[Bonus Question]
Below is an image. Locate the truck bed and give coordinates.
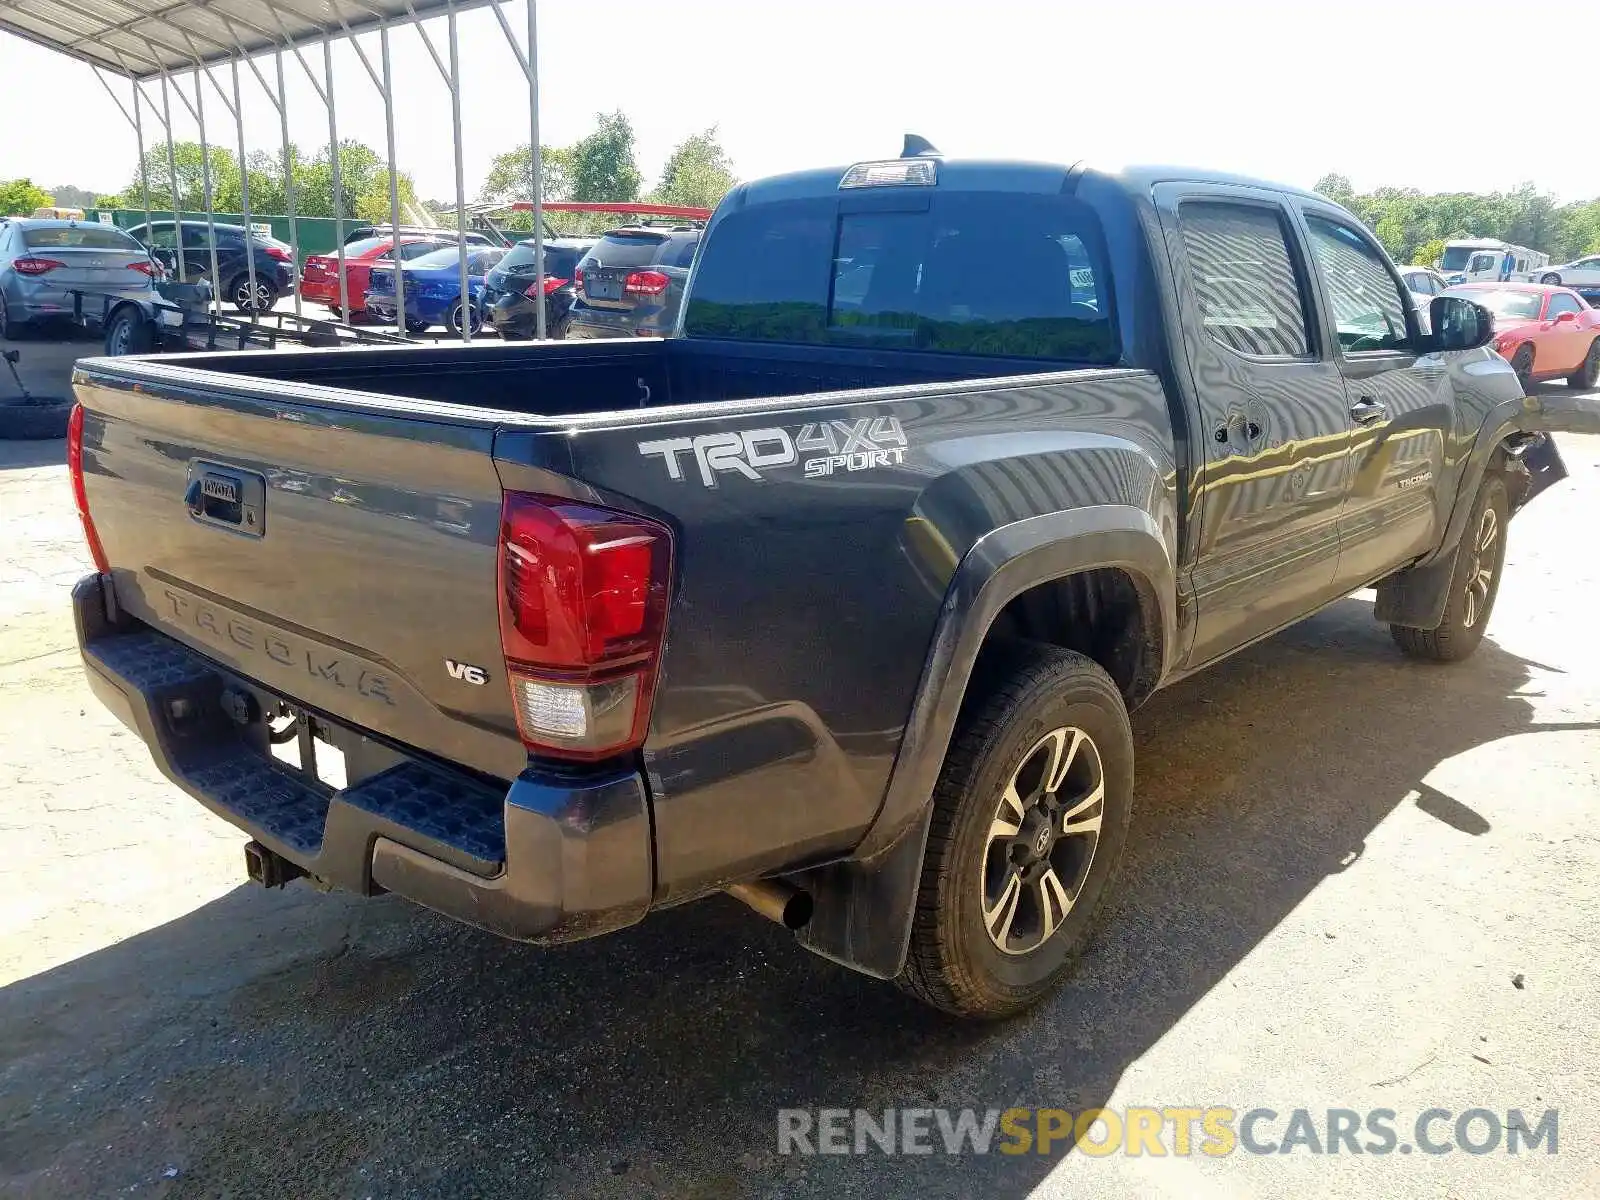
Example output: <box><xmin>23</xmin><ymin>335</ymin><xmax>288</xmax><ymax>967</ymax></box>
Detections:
<box><xmin>147</xmin><ymin>336</ymin><xmax>1071</xmax><ymax>417</ymax></box>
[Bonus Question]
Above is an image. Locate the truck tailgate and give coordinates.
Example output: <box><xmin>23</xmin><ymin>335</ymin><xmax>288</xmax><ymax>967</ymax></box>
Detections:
<box><xmin>72</xmin><ymin>358</ymin><xmax>528</xmax><ymax>782</ymax></box>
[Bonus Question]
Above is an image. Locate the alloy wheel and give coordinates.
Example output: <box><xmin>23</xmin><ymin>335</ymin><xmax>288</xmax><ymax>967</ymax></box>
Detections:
<box><xmin>1463</xmin><ymin>506</ymin><xmax>1498</xmax><ymax>628</ymax></box>
<box><xmin>981</xmin><ymin>726</ymin><xmax>1105</xmax><ymax>956</ymax></box>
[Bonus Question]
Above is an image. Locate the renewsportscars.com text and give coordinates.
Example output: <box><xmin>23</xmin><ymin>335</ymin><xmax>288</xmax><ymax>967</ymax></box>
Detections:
<box><xmin>776</xmin><ymin>1106</ymin><xmax>1558</xmax><ymax>1157</ymax></box>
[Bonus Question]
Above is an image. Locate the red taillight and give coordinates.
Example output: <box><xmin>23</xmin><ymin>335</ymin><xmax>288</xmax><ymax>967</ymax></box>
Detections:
<box><xmin>128</xmin><ymin>259</ymin><xmax>158</xmax><ymax>277</ymax></box>
<box><xmin>264</xmin><ymin>245</ymin><xmax>293</xmax><ymax>262</ymax></box>
<box><xmin>523</xmin><ymin>277</ymin><xmax>569</xmax><ymax>299</ymax></box>
<box><xmin>13</xmin><ymin>256</ymin><xmax>65</xmax><ymax>276</ymax></box>
<box><xmin>66</xmin><ymin>404</ymin><xmax>109</xmax><ymax>574</ymax></box>
<box><xmin>624</xmin><ymin>270</ymin><xmax>670</xmax><ymax>297</ymax></box>
<box><xmin>497</xmin><ymin>493</ymin><xmax>672</xmax><ymax>761</ymax></box>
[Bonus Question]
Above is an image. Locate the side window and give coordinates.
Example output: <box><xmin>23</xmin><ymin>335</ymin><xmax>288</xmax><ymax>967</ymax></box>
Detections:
<box><xmin>1176</xmin><ymin>202</ymin><xmax>1311</xmax><ymax>358</ymax></box>
<box><xmin>145</xmin><ymin>226</ymin><xmax>178</xmax><ymax>249</ymax></box>
<box><xmin>181</xmin><ymin>225</ymin><xmax>208</xmax><ymax>248</ymax></box>
<box><xmin>399</xmin><ymin>241</ymin><xmax>441</xmax><ymax>260</ymax></box>
<box><xmin>1304</xmin><ymin>215</ymin><xmax>1410</xmax><ymax>353</ymax></box>
<box><xmin>1547</xmin><ymin>294</ymin><xmax>1582</xmax><ymax>318</ymax></box>
<box><xmin>671</xmin><ymin>237</ymin><xmax>701</xmax><ymax>268</ymax></box>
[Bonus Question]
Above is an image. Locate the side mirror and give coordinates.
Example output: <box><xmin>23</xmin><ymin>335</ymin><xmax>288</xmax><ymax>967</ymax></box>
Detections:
<box><xmin>1554</xmin><ymin>310</ymin><xmax>1577</xmax><ymax>325</ymax></box>
<box><xmin>1417</xmin><ymin>296</ymin><xmax>1495</xmax><ymax>354</ymax></box>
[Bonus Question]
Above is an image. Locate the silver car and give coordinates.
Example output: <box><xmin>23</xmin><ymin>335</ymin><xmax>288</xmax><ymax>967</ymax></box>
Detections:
<box><xmin>1398</xmin><ymin>265</ymin><xmax>1450</xmax><ymax>333</ymax></box>
<box><xmin>1</xmin><ymin>218</ymin><xmax>158</xmax><ymax>338</ymax></box>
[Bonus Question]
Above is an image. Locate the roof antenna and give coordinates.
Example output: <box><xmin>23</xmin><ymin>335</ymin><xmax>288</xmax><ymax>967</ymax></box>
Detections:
<box><xmin>901</xmin><ymin>133</ymin><xmax>942</xmax><ymax>158</ymax></box>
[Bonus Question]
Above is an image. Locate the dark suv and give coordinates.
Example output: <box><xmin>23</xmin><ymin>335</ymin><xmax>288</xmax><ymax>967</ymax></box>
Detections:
<box><xmin>565</xmin><ymin>226</ymin><xmax>701</xmax><ymax>339</ymax></box>
<box><xmin>126</xmin><ymin>220</ymin><xmax>296</xmax><ymax>313</ymax></box>
<box><xmin>482</xmin><ymin>237</ymin><xmax>596</xmax><ymax>340</ymax></box>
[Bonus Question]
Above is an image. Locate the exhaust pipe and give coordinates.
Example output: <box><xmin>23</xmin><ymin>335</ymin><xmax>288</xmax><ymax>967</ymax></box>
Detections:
<box><xmin>726</xmin><ymin>880</ymin><xmax>814</xmax><ymax>930</ymax></box>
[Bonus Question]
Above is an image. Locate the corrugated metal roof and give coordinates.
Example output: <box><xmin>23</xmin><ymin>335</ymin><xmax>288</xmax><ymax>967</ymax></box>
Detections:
<box><xmin>0</xmin><ymin>0</ymin><xmax>492</xmax><ymax>79</ymax></box>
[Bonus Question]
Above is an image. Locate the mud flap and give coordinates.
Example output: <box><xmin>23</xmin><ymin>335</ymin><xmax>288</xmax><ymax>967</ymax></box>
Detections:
<box><xmin>793</xmin><ymin>807</ymin><xmax>934</xmax><ymax>981</ymax></box>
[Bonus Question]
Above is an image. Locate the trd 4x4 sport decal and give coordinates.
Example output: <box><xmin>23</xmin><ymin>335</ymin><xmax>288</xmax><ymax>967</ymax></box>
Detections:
<box><xmin>638</xmin><ymin>417</ymin><xmax>908</xmax><ymax>487</ymax></box>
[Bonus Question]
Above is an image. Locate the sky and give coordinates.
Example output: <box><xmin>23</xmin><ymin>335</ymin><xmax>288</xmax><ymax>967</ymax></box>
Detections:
<box><xmin>1</xmin><ymin>0</ymin><xmax>1594</xmax><ymax>208</ymax></box>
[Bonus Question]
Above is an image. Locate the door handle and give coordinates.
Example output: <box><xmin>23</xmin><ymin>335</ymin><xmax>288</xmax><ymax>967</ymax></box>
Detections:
<box><xmin>1350</xmin><ymin>397</ymin><xmax>1387</xmax><ymax>425</ymax></box>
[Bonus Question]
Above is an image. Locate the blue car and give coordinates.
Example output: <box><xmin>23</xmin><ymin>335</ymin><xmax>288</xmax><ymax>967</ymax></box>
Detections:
<box><xmin>365</xmin><ymin>245</ymin><xmax>507</xmax><ymax>335</ymax></box>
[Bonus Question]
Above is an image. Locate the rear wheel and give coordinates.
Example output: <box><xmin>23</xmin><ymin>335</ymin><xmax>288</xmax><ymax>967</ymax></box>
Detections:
<box><xmin>228</xmin><ymin>274</ymin><xmax>279</xmax><ymax>314</ymax></box>
<box><xmin>447</xmin><ymin>298</ymin><xmax>483</xmax><ymax>338</ymax></box>
<box><xmin>103</xmin><ymin>306</ymin><xmax>155</xmax><ymax>356</ymax></box>
<box><xmin>1509</xmin><ymin>344</ymin><xmax>1534</xmax><ymax>390</ymax></box>
<box><xmin>897</xmin><ymin>644</ymin><xmax>1134</xmax><ymax>1019</ymax></box>
<box><xmin>1390</xmin><ymin>475</ymin><xmax>1508</xmax><ymax>663</ymax></box>
<box><xmin>1567</xmin><ymin>338</ymin><xmax>1599</xmax><ymax>389</ymax></box>
<box><xmin>1</xmin><ymin>297</ymin><xmax>27</xmax><ymax>340</ymax></box>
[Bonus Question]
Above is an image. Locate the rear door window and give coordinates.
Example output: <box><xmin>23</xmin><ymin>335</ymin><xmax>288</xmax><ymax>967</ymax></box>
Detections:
<box><xmin>684</xmin><ymin>192</ymin><xmax>1117</xmax><ymax>361</ymax></box>
<box><xmin>1174</xmin><ymin>202</ymin><xmax>1312</xmax><ymax>358</ymax></box>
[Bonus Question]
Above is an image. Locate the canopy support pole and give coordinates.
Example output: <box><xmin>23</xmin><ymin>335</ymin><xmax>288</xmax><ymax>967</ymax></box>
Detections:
<box><xmin>322</xmin><ymin>39</ymin><xmax>350</xmax><ymax>324</ymax></box>
<box><xmin>489</xmin><ymin>0</ymin><xmax>544</xmax><ymax>337</ymax></box>
<box><xmin>167</xmin><ymin>67</ymin><xmax>221</xmax><ymax>313</ymax></box>
<box><xmin>156</xmin><ymin>70</ymin><xmax>184</xmax><ymax>281</ymax></box>
<box><xmin>405</xmin><ymin>0</ymin><xmax>470</xmax><ymax>343</ymax></box>
<box><xmin>89</xmin><ymin>68</ymin><xmax>154</xmax><ymax>241</ymax></box>
<box><xmin>335</xmin><ymin>14</ymin><xmax>407</xmax><ymax>338</ymax></box>
<box><xmin>379</xmin><ymin>25</ymin><xmax>406</xmax><ymax>337</ymax></box>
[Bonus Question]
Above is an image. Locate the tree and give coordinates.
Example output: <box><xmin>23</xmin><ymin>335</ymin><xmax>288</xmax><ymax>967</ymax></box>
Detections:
<box><xmin>478</xmin><ymin>143</ymin><xmax>573</xmax><ymax>206</ymax></box>
<box><xmin>47</xmin><ymin>184</ymin><xmax>96</xmax><ymax>208</ymax></box>
<box><xmin>568</xmin><ymin>111</ymin><xmax>641</xmax><ymax>203</ymax></box>
<box><xmin>1311</xmin><ymin>171</ymin><xmax>1600</xmax><ymax>265</ymax></box>
<box><xmin>0</xmin><ymin>179</ymin><xmax>53</xmax><ymax>216</ymax></box>
<box><xmin>1412</xmin><ymin>238</ymin><xmax>1447</xmax><ymax>270</ymax></box>
<box><xmin>1313</xmin><ymin>173</ymin><xmax>1355</xmax><ymax>210</ymax></box>
<box><xmin>99</xmin><ymin>143</ymin><xmax>238</xmax><ymax>213</ymax></box>
<box><xmin>650</xmin><ymin>127</ymin><xmax>737</xmax><ymax>211</ymax></box>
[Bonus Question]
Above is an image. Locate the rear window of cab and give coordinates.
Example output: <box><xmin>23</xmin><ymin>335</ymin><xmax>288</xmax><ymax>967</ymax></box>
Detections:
<box><xmin>683</xmin><ymin>192</ymin><xmax>1118</xmax><ymax>362</ymax></box>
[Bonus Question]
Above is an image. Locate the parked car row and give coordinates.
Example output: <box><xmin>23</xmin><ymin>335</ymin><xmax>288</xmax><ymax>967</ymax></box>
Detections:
<box><xmin>338</xmin><ymin>223</ymin><xmax>705</xmax><ymax>340</ymax></box>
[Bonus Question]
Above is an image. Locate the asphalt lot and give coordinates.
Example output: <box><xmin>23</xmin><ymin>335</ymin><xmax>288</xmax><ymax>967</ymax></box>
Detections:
<box><xmin>1</xmin><ymin>337</ymin><xmax>1597</xmax><ymax>1197</ymax></box>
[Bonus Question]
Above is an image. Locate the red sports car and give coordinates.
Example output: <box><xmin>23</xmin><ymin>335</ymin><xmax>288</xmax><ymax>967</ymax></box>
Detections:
<box><xmin>1444</xmin><ymin>282</ymin><xmax>1600</xmax><ymax>390</ymax></box>
<box><xmin>298</xmin><ymin>235</ymin><xmax>448</xmax><ymax>318</ymax></box>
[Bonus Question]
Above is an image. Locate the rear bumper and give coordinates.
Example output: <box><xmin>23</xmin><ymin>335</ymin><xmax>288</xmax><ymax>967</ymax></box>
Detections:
<box><xmin>297</xmin><ymin>278</ymin><xmax>350</xmax><ymax>307</ymax></box>
<box><xmin>73</xmin><ymin>573</ymin><xmax>653</xmax><ymax>943</ymax></box>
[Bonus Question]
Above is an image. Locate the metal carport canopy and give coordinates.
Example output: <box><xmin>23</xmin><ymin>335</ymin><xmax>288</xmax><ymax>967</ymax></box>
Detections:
<box><xmin>2</xmin><ymin>0</ymin><xmax>557</xmax><ymax>342</ymax></box>
<box><xmin>0</xmin><ymin>0</ymin><xmax>498</xmax><ymax>78</ymax></box>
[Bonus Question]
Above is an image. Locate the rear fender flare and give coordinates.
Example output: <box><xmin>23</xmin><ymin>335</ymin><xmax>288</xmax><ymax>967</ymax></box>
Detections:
<box><xmin>1420</xmin><ymin>389</ymin><xmax>1596</xmax><ymax>570</ymax></box>
<box><xmin>793</xmin><ymin>505</ymin><xmax>1177</xmax><ymax>980</ymax></box>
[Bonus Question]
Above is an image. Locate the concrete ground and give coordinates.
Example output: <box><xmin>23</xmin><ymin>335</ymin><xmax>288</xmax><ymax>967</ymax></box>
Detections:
<box><xmin>1</xmin><ymin>344</ymin><xmax>1597</xmax><ymax>1197</ymax></box>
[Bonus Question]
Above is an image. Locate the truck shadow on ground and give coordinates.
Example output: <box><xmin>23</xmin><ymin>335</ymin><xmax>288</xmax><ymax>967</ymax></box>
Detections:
<box><xmin>2</xmin><ymin>596</ymin><xmax>1592</xmax><ymax>1199</ymax></box>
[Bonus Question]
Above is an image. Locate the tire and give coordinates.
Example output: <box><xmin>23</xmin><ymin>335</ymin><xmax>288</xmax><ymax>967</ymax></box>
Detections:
<box><xmin>404</xmin><ymin>319</ymin><xmax>430</xmax><ymax>335</ymax></box>
<box><xmin>1</xmin><ymin>297</ymin><xmax>27</xmax><ymax>341</ymax></box>
<box><xmin>897</xmin><ymin>644</ymin><xmax>1134</xmax><ymax>1019</ymax></box>
<box><xmin>1509</xmin><ymin>343</ymin><xmax>1534</xmax><ymax>390</ymax></box>
<box><xmin>0</xmin><ymin>398</ymin><xmax>74</xmax><ymax>440</ymax></box>
<box><xmin>1566</xmin><ymin>338</ymin><xmax>1599</xmax><ymax>389</ymax></box>
<box><xmin>447</xmin><ymin>299</ymin><xmax>483</xmax><ymax>338</ymax></box>
<box><xmin>1390</xmin><ymin>475</ymin><xmax>1509</xmax><ymax>663</ymax></box>
<box><xmin>1539</xmin><ymin>272</ymin><xmax>1562</xmax><ymax>286</ymax></box>
<box><xmin>227</xmin><ymin>274</ymin><xmax>279</xmax><ymax>314</ymax></box>
<box><xmin>103</xmin><ymin>306</ymin><xmax>155</xmax><ymax>356</ymax></box>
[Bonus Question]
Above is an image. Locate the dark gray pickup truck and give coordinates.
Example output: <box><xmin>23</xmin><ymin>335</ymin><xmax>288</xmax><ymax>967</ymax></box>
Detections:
<box><xmin>68</xmin><ymin>142</ymin><xmax>1600</xmax><ymax>1018</ymax></box>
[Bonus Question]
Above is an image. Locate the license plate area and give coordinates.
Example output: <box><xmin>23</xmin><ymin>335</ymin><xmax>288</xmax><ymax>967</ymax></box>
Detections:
<box><xmin>586</xmin><ymin>278</ymin><xmax>623</xmax><ymax>302</ymax></box>
<box><xmin>267</xmin><ymin>706</ymin><xmax>348</xmax><ymax>790</ymax></box>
